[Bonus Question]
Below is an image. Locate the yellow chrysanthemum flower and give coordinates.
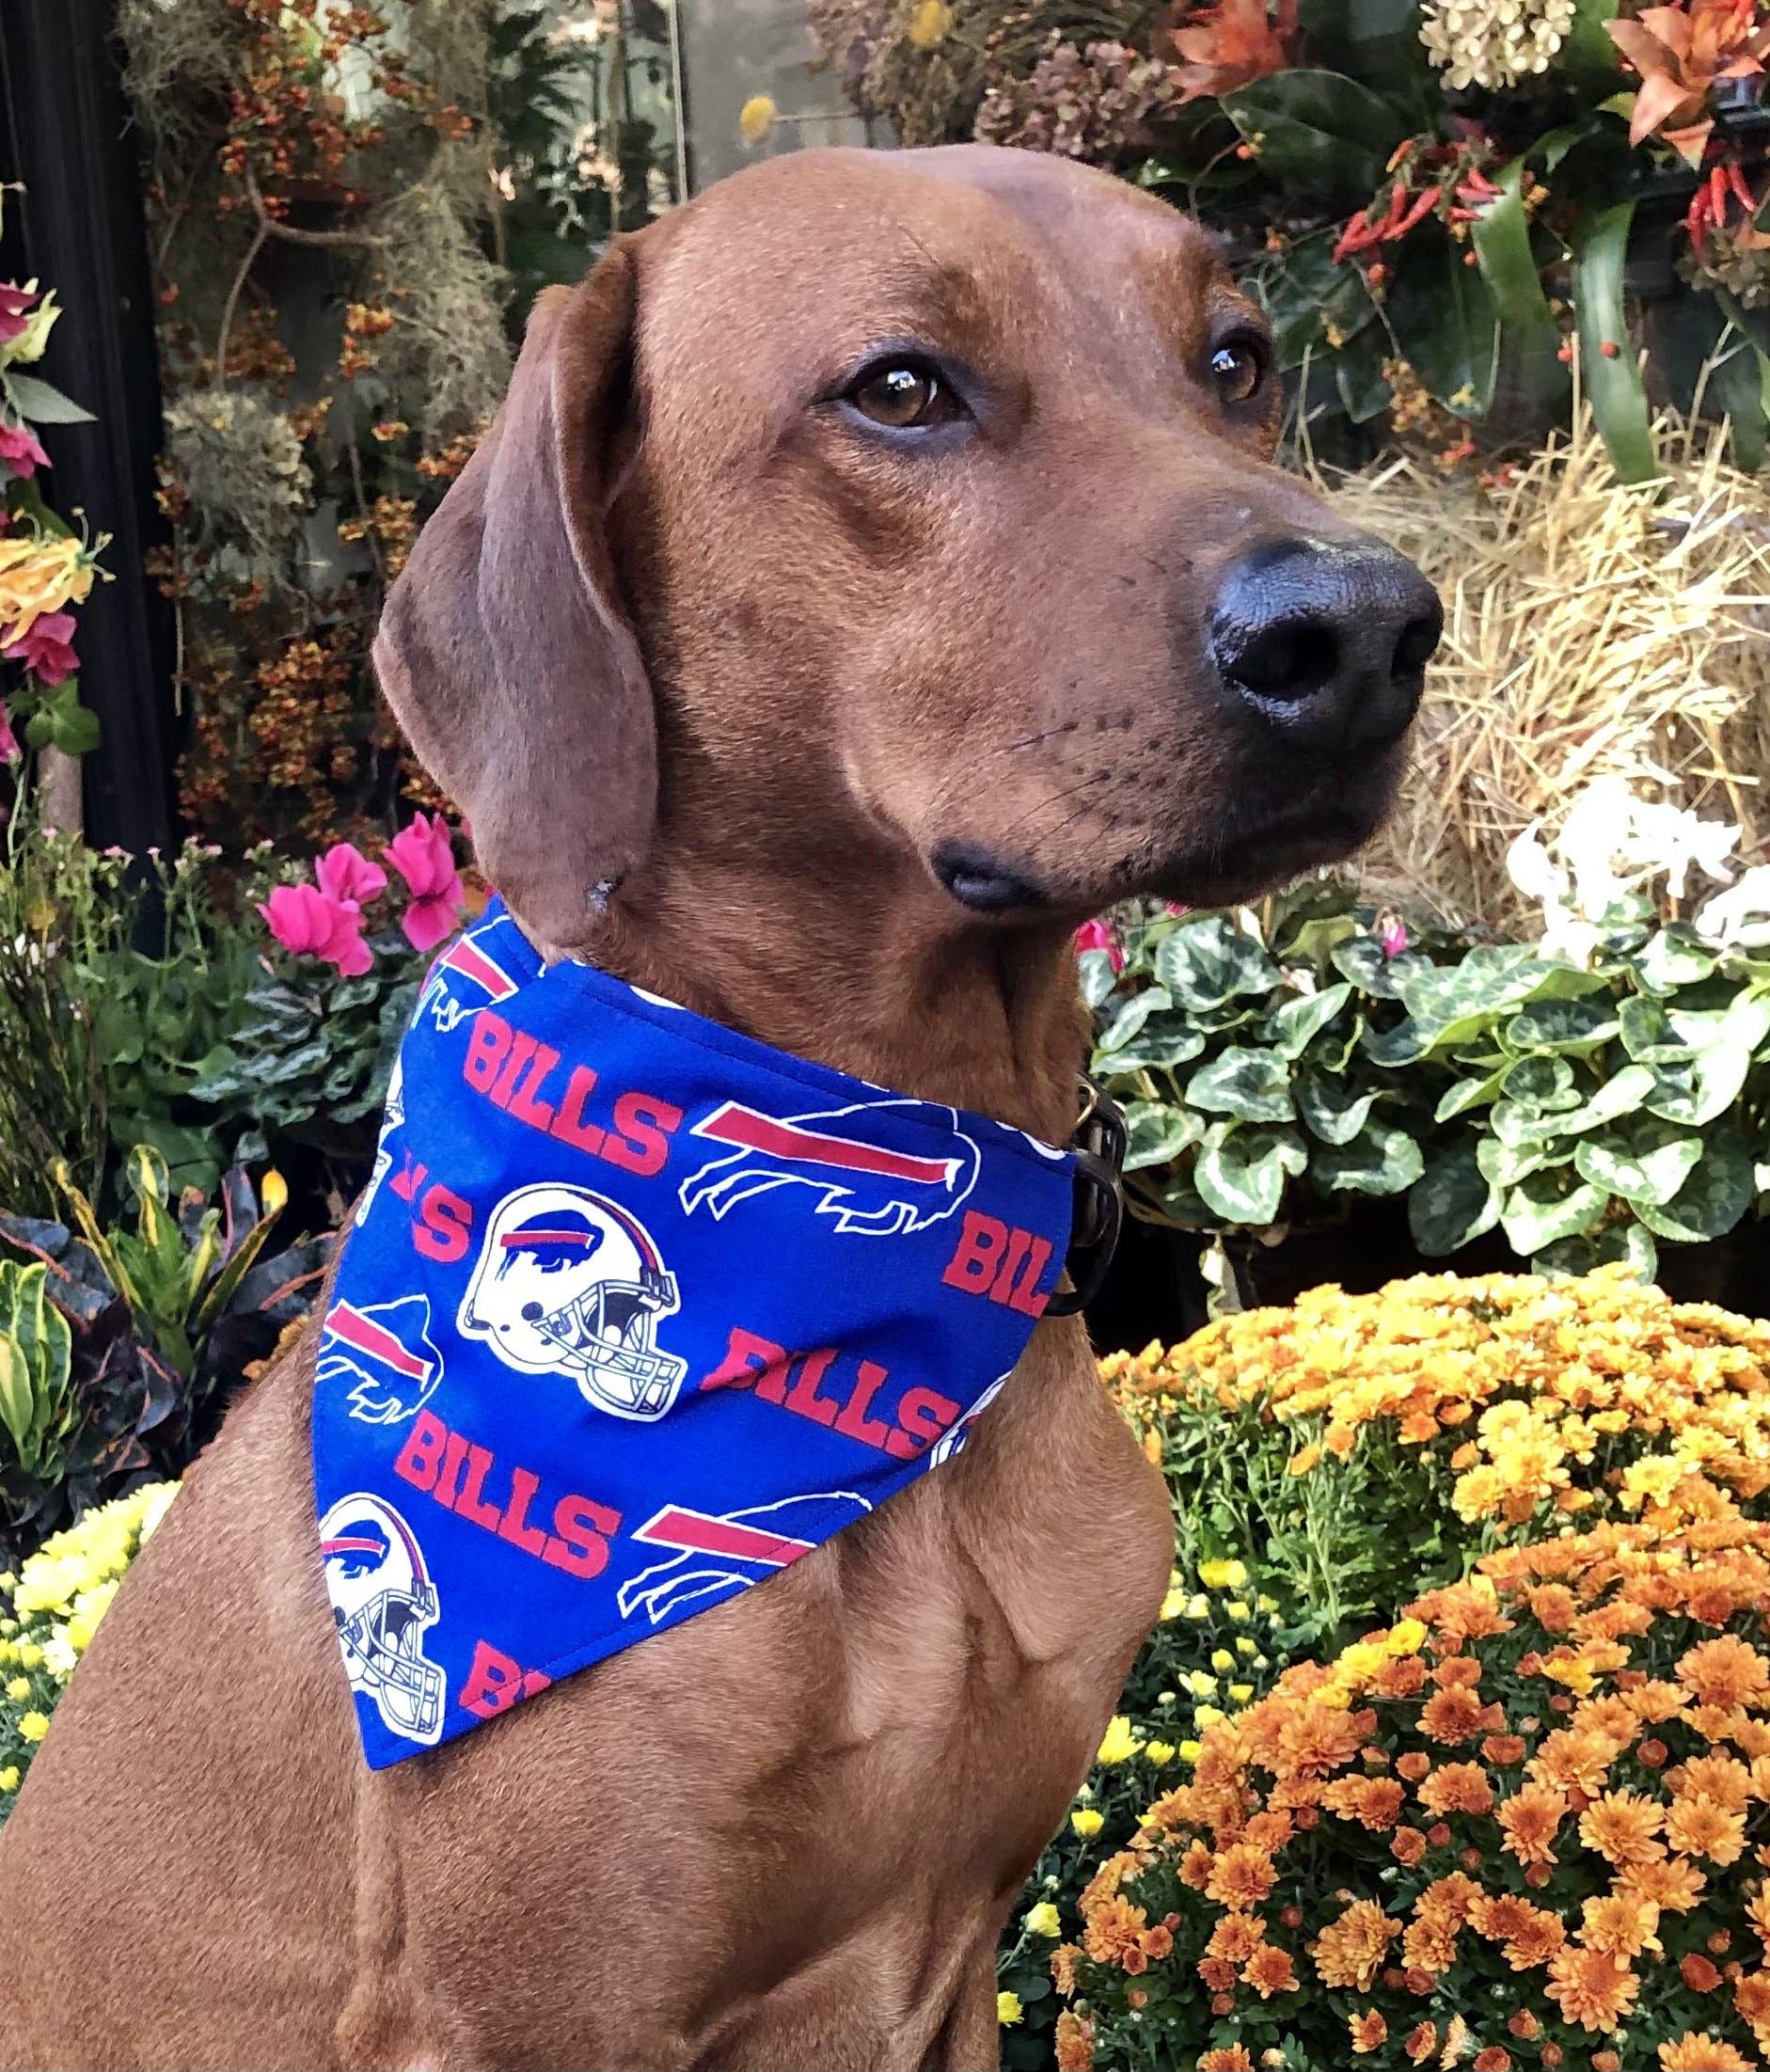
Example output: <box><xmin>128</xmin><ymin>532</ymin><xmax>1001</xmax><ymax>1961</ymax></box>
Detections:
<box><xmin>4</xmin><ymin>1676</ymin><xmax>29</xmax><ymax>1701</ymax></box>
<box><xmin>737</xmin><ymin>95</ymin><xmax>776</xmax><ymax>148</ymax></box>
<box><xmin>1096</xmin><ymin>1715</ymin><xmax>1143</xmax><ymax>1765</ymax></box>
<box><xmin>1069</xmin><ymin>1808</ymin><xmax>1104</xmax><ymax>1839</ymax></box>
<box><xmin>1023</xmin><ymin>1902</ymin><xmax>1062</xmax><ymax>1937</ymax></box>
<box><xmin>996</xmin><ymin>1991</ymin><xmax>1023</xmax><ymax>2027</ymax></box>
<box><xmin>17</xmin><ymin>1711</ymin><xmax>49</xmax><ymax>1743</ymax></box>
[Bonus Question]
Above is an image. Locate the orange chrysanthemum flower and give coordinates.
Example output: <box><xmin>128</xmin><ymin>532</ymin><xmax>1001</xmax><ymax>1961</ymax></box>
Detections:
<box><xmin>1498</xmin><ymin>1783</ymin><xmax>1568</xmax><ymax>1867</ymax></box>
<box><xmin>1578</xmin><ymin>1788</ymin><xmax>1667</xmax><ymax>1868</ymax></box>
<box><xmin>1420</xmin><ymin>1684</ymin><xmax>1488</xmax><ymax>1744</ymax></box>
<box><xmin>1241</xmin><ymin>1942</ymin><xmax>1298</xmax><ymax>1999</ymax></box>
<box><xmin>1310</xmin><ymin>1899</ymin><xmax>1400</xmax><ymax>1992</ymax></box>
<box><xmin>1205</xmin><ymin>1842</ymin><xmax>1278</xmax><ymax>1910</ymax></box>
<box><xmin>1679</xmin><ymin>1634</ymin><xmax>1770</xmax><ymax>1711</ymax></box>
<box><xmin>1417</xmin><ymin>1762</ymin><xmax>1494</xmax><ymax>1817</ymax></box>
<box><xmin>1658</xmin><ymin>2035</ymin><xmax>1753</xmax><ymax>2070</ymax></box>
<box><xmin>1471</xmin><ymin>2051</ymin><xmax>1512</xmax><ymax>2072</ymax></box>
<box><xmin>1349</xmin><ymin>2009</ymin><xmax>1387</xmax><ymax>2054</ymax></box>
<box><xmin>1681</xmin><ymin>1952</ymin><xmax>1724</xmax><ymax>1992</ymax></box>
<box><xmin>1545</xmin><ymin>1945</ymin><xmax>1640</xmax><ymax>2032</ymax></box>
<box><xmin>1196</xmin><ymin>2050</ymin><xmax>1252</xmax><ymax>2072</ymax></box>
<box><xmin>1620</xmin><ymin>1854</ymin><xmax>1707</xmax><ymax>1914</ymax></box>
<box><xmin>1673</xmin><ymin>1753</ymin><xmax>1755</xmax><ymax>1811</ymax></box>
<box><xmin>1205</xmin><ymin>1912</ymin><xmax>1267</xmax><ymax>1965</ymax></box>
<box><xmin>1052</xmin><ymin>2011</ymin><xmax>1093</xmax><ymax>2072</ymax></box>
<box><xmin>1403</xmin><ymin>2021</ymin><xmax>1437</xmax><ymax>2064</ymax></box>
<box><xmin>1667</xmin><ymin>1793</ymin><xmax>1748</xmax><ymax>1867</ymax></box>
<box><xmin>1579</xmin><ymin>1890</ymin><xmax>1660</xmax><ymax>1960</ymax></box>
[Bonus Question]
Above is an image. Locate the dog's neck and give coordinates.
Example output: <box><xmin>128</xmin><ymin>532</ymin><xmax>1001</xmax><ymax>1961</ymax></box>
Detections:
<box><xmin>565</xmin><ymin>848</ymin><xmax>1089</xmax><ymax>1148</ymax></box>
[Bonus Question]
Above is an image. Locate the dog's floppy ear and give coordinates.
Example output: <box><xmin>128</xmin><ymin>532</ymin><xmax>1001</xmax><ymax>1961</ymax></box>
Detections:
<box><xmin>373</xmin><ymin>243</ymin><xmax>654</xmax><ymax>955</ymax></box>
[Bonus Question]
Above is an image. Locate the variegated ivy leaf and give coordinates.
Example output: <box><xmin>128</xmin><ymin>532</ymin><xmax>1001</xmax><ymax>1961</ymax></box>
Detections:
<box><xmin>1503</xmin><ymin>1054</ymin><xmax>1579</xmax><ymax>1110</ymax></box>
<box><xmin>1618</xmin><ymin>993</ymin><xmax>1683</xmax><ymax>1064</ymax></box>
<box><xmin>1296</xmin><ymin>1067</ymin><xmax>1380</xmax><ymax>1147</ymax></box>
<box><xmin>1632</xmin><ymin>927</ymin><xmax>1718</xmax><ymax>996</ymax></box>
<box><xmin>1078</xmin><ymin>948</ymin><xmax>1121</xmax><ymax>1011</ymax></box>
<box><xmin>1153</xmin><ymin>916</ymin><xmax>1280</xmax><ymax>1011</ymax></box>
<box><xmin>1636</xmin><ymin>1128</ymin><xmax>1754</xmax><ymax>1242</ymax></box>
<box><xmin>1572</xmin><ymin>1119</ymin><xmax>1703</xmax><ymax>1208</ymax></box>
<box><xmin>1185</xmin><ymin>1046</ymin><xmax>1296</xmax><ymax>1124</ymax></box>
<box><xmin>1538</xmin><ymin>1065</ymin><xmax>1657</xmax><ymax>1138</ymax></box>
<box><xmin>1093</xmin><ymin>985</ymin><xmax>1172</xmax><ymax>1055</ymax></box>
<box><xmin>1534</xmin><ymin>1220</ymin><xmax>1658</xmax><ymax>1284</ymax></box>
<box><xmin>1505</xmin><ymin>993</ymin><xmax>1622</xmax><ymax>1054</ymax></box>
<box><xmin>1193</xmin><ymin>1122</ymin><xmax>1307</xmax><ymax>1226</ymax></box>
<box><xmin>1096</xmin><ymin>1021</ymin><xmax>1209</xmax><ymax>1074</ymax></box>
<box><xmin>1121</xmin><ymin>1100</ymin><xmax>1205</xmax><ymax>1172</ymax></box>
<box><xmin>1261</xmin><ymin>980</ymin><xmax>1353</xmax><ymax>1061</ymax></box>
<box><xmin>1500</xmin><ymin>1169</ymin><xmax>1609</xmax><ymax>1255</ymax></box>
<box><xmin>1314</xmin><ymin>1120</ymin><xmax>1424</xmax><ymax>1196</ymax></box>
<box><xmin>1435</xmin><ymin>1065</ymin><xmax>1510</xmax><ymax>1123</ymax></box>
<box><xmin>1409</xmin><ymin>1145</ymin><xmax>1500</xmax><ymax>1255</ymax></box>
<box><xmin>1478</xmin><ymin>1133</ymin><xmax>1572</xmax><ymax>1189</ymax></box>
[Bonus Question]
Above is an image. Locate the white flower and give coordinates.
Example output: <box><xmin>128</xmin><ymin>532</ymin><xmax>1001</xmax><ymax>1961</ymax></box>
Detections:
<box><xmin>1695</xmin><ymin>864</ymin><xmax>1770</xmax><ymax>950</ymax></box>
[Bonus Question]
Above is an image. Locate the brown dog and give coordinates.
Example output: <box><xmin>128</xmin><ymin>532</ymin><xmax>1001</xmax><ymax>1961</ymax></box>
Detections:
<box><xmin>0</xmin><ymin>144</ymin><xmax>1436</xmax><ymax>2071</ymax></box>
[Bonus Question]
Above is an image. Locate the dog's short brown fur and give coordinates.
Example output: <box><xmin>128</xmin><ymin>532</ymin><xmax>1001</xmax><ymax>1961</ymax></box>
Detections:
<box><xmin>0</xmin><ymin>145</ymin><xmax>1426</xmax><ymax>2071</ymax></box>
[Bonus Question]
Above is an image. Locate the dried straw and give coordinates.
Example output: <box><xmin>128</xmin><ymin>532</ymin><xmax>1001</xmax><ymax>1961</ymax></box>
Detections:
<box><xmin>1319</xmin><ymin>403</ymin><xmax>1770</xmax><ymax>931</ymax></box>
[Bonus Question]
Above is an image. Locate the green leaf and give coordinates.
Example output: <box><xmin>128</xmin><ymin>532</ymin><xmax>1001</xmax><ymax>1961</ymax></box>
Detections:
<box><xmin>1385</xmin><ymin>224</ymin><xmax>1499</xmax><ymax>417</ymax></box>
<box><xmin>1535</xmin><ymin>1218</ymin><xmax>1658</xmax><ymax>1284</ymax></box>
<box><xmin>1186</xmin><ymin>1047</ymin><xmax>1296</xmax><ymax>1123</ymax></box>
<box><xmin>1409</xmin><ymin>1145</ymin><xmax>1501</xmax><ymax>1255</ymax></box>
<box><xmin>1263</xmin><ymin>982</ymin><xmax>1352</xmax><ymax>1061</ymax></box>
<box><xmin>1435</xmin><ymin>1065</ymin><xmax>1509</xmax><ymax>1122</ymax></box>
<box><xmin>1296</xmin><ymin>1066</ymin><xmax>1380</xmax><ymax>1146</ymax></box>
<box><xmin>1097</xmin><ymin>1020</ymin><xmax>1209</xmax><ymax>1073</ymax></box>
<box><xmin>1634</xmin><ymin>928</ymin><xmax>1717</xmax><ymax>994</ymax></box>
<box><xmin>1571</xmin><ymin>202</ymin><xmax>1656</xmax><ymax>484</ymax></box>
<box><xmin>1314</xmin><ymin>1119</ymin><xmax>1424</xmax><ymax>1196</ymax></box>
<box><xmin>1500</xmin><ymin>1168</ymin><xmax>1610</xmax><ymax>1254</ymax></box>
<box><xmin>1330</xmin><ymin>936</ymin><xmax>1431</xmax><ymax>1000</ymax></box>
<box><xmin>1078</xmin><ymin>949</ymin><xmax>1120</xmax><ymax>1010</ymax></box>
<box><xmin>3</xmin><ymin>371</ymin><xmax>97</xmax><ymax>424</ymax></box>
<box><xmin>1121</xmin><ymin>1101</ymin><xmax>1204</xmax><ymax>1173</ymax></box>
<box><xmin>1472</xmin><ymin>161</ymin><xmax>1563</xmax><ymax>381</ymax></box>
<box><xmin>1095</xmin><ymin>986</ymin><xmax>1172</xmax><ymax>1054</ymax></box>
<box><xmin>1507</xmin><ymin>994</ymin><xmax>1622</xmax><ymax>1053</ymax></box>
<box><xmin>1540</xmin><ymin>1063</ymin><xmax>1658</xmax><ymax>1137</ymax></box>
<box><xmin>1478</xmin><ymin>1133</ymin><xmax>1571</xmax><ymax>1188</ymax></box>
<box><xmin>1504</xmin><ymin>1054</ymin><xmax>1579</xmax><ymax>1110</ymax></box>
<box><xmin>1155</xmin><ymin>919</ymin><xmax>1280</xmax><ymax>1012</ymax></box>
<box><xmin>1221</xmin><ymin>70</ymin><xmax>1405</xmax><ymax>204</ymax></box>
<box><xmin>1573</xmin><ymin>1119</ymin><xmax>1703</xmax><ymax>1207</ymax></box>
<box><xmin>1193</xmin><ymin>1124</ymin><xmax>1307</xmax><ymax>1227</ymax></box>
<box><xmin>1683</xmin><ymin>989</ymin><xmax>1770</xmax><ymax>1127</ymax></box>
<box><xmin>1619</xmin><ymin>992</ymin><xmax>1683</xmax><ymax>1063</ymax></box>
<box><xmin>1636</xmin><ymin>1128</ymin><xmax>1754</xmax><ymax>1242</ymax></box>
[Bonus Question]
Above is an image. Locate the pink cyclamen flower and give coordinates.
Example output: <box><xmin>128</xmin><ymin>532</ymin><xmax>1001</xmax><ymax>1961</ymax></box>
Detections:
<box><xmin>260</xmin><ymin>882</ymin><xmax>372</xmax><ymax>977</ymax></box>
<box><xmin>0</xmin><ymin>704</ymin><xmax>18</xmax><ymax>763</ymax></box>
<box><xmin>315</xmin><ymin>839</ymin><xmax>387</xmax><ymax>909</ymax></box>
<box><xmin>0</xmin><ymin>285</ymin><xmax>39</xmax><ymax>346</ymax></box>
<box><xmin>3</xmin><ymin>609</ymin><xmax>77</xmax><ymax>685</ymax></box>
<box><xmin>0</xmin><ymin>421</ymin><xmax>49</xmax><ymax>479</ymax></box>
<box><xmin>1379</xmin><ymin>914</ymin><xmax>1410</xmax><ymax>959</ymax></box>
<box><xmin>386</xmin><ymin>812</ymin><xmax>466</xmax><ymax>952</ymax></box>
<box><xmin>1074</xmin><ymin>917</ymin><xmax>1126</xmax><ymax>973</ymax></box>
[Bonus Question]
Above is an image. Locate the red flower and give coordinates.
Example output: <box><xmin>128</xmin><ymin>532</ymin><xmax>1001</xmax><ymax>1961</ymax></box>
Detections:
<box><xmin>315</xmin><ymin>840</ymin><xmax>387</xmax><ymax>909</ymax></box>
<box><xmin>386</xmin><ymin>812</ymin><xmax>466</xmax><ymax>952</ymax></box>
<box><xmin>0</xmin><ymin>420</ymin><xmax>49</xmax><ymax>479</ymax></box>
<box><xmin>3</xmin><ymin>609</ymin><xmax>77</xmax><ymax>686</ymax></box>
<box><xmin>1074</xmin><ymin>917</ymin><xmax>1125</xmax><ymax>973</ymax></box>
<box><xmin>261</xmin><ymin>882</ymin><xmax>372</xmax><ymax>977</ymax></box>
<box><xmin>0</xmin><ymin>284</ymin><xmax>40</xmax><ymax>346</ymax></box>
<box><xmin>0</xmin><ymin>703</ymin><xmax>17</xmax><ymax>764</ymax></box>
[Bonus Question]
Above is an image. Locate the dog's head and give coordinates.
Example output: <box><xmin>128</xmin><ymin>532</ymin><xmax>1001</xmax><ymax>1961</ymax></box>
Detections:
<box><xmin>376</xmin><ymin>145</ymin><xmax>1439</xmax><ymax>954</ymax></box>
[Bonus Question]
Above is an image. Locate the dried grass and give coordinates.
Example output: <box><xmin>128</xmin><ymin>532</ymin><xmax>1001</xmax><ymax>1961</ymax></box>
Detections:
<box><xmin>1319</xmin><ymin>404</ymin><xmax>1770</xmax><ymax>932</ymax></box>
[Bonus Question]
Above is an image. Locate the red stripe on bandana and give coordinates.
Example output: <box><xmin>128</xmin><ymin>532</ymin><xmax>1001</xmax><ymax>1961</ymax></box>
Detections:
<box><xmin>696</xmin><ymin>1103</ymin><xmax>954</xmax><ymax>1186</ymax></box>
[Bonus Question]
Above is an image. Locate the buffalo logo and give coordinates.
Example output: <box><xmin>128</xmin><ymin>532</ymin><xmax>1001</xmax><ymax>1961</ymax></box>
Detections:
<box><xmin>459</xmin><ymin>1182</ymin><xmax>687</xmax><ymax>1422</ymax></box>
<box><xmin>354</xmin><ymin>1054</ymin><xmax>404</xmax><ymax>1230</ymax></box>
<box><xmin>678</xmin><ymin>1099</ymin><xmax>981</xmax><ymax>1236</ymax></box>
<box><xmin>319</xmin><ymin>1493</ymin><xmax>445</xmax><ymax>1746</ymax></box>
<box><xmin>617</xmin><ymin>1493</ymin><xmax>871</xmax><ymax>1623</ymax></box>
<box><xmin>415</xmin><ymin>916</ymin><xmax>523</xmax><ymax>1033</ymax></box>
<box><xmin>318</xmin><ymin>1293</ymin><xmax>443</xmax><ymax>1425</ymax></box>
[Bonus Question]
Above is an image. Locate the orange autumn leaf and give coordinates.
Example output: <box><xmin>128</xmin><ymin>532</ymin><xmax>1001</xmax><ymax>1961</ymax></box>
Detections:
<box><xmin>1607</xmin><ymin>2</ymin><xmax>1770</xmax><ymax>165</ymax></box>
<box><xmin>1170</xmin><ymin>0</ymin><xmax>1299</xmax><ymax>103</ymax></box>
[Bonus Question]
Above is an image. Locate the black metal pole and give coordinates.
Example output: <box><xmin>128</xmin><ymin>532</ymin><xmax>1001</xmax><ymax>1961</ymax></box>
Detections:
<box><xmin>0</xmin><ymin>0</ymin><xmax>176</xmax><ymax>855</ymax></box>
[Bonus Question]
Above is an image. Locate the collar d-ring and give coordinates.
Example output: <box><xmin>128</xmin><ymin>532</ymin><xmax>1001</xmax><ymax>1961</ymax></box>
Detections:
<box><xmin>1045</xmin><ymin>1075</ymin><xmax>1126</xmax><ymax>1318</ymax></box>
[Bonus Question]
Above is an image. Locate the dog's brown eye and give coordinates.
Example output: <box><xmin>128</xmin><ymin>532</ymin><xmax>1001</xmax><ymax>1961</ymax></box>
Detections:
<box><xmin>846</xmin><ymin>362</ymin><xmax>955</xmax><ymax>430</ymax></box>
<box><xmin>1209</xmin><ymin>339</ymin><xmax>1266</xmax><ymax>406</ymax></box>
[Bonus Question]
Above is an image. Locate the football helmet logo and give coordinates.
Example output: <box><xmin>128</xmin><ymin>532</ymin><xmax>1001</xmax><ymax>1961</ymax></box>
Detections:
<box><xmin>319</xmin><ymin>1494</ymin><xmax>445</xmax><ymax>1746</ymax></box>
<box><xmin>459</xmin><ymin>1182</ymin><xmax>687</xmax><ymax>1422</ymax></box>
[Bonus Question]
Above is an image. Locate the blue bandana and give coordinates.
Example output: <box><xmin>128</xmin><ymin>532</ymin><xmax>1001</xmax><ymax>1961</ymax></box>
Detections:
<box><xmin>312</xmin><ymin>899</ymin><xmax>1077</xmax><ymax>1767</ymax></box>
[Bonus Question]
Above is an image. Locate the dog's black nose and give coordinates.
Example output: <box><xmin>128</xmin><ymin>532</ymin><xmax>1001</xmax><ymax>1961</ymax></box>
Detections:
<box><xmin>1210</xmin><ymin>537</ymin><xmax>1441</xmax><ymax>753</ymax></box>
